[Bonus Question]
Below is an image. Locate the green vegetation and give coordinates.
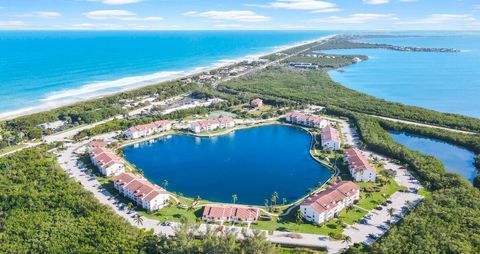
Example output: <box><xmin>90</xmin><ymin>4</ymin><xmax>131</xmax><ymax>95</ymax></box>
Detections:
<box><xmin>327</xmin><ymin>110</ymin><xmax>480</xmax><ymax>253</ymax></box>
<box><xmin>284</xmin><ymin>54</ymin><xmax>367</xmax><ymax>69</ymax></box>
<box><xmin>220</xmin><ymin>66</ymin><xmax>480</xmax><ymax>133</ymax></box>
<box><xmin>0</xmin><ymin>147</ymin><xmax>143</xmax><ymax>253</ymax></box>
<box><xmin>0</xmin><ymin>80</ymin><xmax>194</xmax><ymax>149</ymax></box>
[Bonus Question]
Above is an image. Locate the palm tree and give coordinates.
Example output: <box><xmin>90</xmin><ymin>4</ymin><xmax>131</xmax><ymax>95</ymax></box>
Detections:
<box><xmin>343</xmin><ymin>235</ymin><xmax>352</xmax><ymax>245</ymax></box>
<box><xmin>133</xmin><ymin>214</ymin><xmax>144</xmax><ymax>226</ymax></box>
<box><xmin>264</xmin><ymin>198</ymin><xmax>269</xmax><ymax>209</ymax></box>
<box><xmin>271</xmin><ymin>192</ymin><xmax>279</xmax><ymax>207</ymax></box>
<box><xmin>387</xmin><ymin>208</ymin><xmax>395</xmax><ymax>217</ymax></box>
<box><xmin>282</xmin><ymin>197</ymin><xmax>287</xmax><ymax>206</ymax></box>
<box><xmin>346</xmin><ymin>205</ymin><xmax>354</xmax><ymax>214</ymax></box>
<box><xmin>232</xmin><ymin>194</ymin><xmax>238</xmax><ymax>204</ymax></box>
<box><xmin>162</xmin><ymin>179</ymin><xmax>168</xmax><ymax>190</ymax></box>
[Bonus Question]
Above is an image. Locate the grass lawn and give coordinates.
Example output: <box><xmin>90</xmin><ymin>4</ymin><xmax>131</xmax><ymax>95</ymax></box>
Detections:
<box><xmin>356</xmin><ymin>178</ymin><xmax>402</xmax><ymax>210</ymax></box>
<box><xmin>138</xmin><ymin>204</ymin><xmax>203</xmax><ymax>224</ymax></box>
<box><xmin>0</xmin><ymin>144</ymin><xmax>26</xmax><ymax>155</ymax></box>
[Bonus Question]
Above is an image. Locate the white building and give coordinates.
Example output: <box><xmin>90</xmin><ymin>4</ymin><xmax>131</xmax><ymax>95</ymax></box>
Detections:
<box><xmin>89</xmin><ymin>147</ymin><xmax>125</xmax><ymax>177</ymax></box>
<box><xmin>190</xmin><ymin>116</ymin><xmax>235</xmax><ymax>133</ymax></box>
<box><xmin>286</xmin><ymin>112</ymin><xmax>328</xmax><ymax>129</ymax></box>
<box><xmin>300</xmin><ymin>181</ymin><xmax>360</xmax><ymax>225</ymax></box>
<box><xmin>344</xmin><ymin>148</ymin><xmax>377</xmax><ymax>182</ymax></box>
<box><xmin>124</xmin><ymin>120</ymin><xmax>171</xmax><ymax>139</ymax></box>
<box><xmin>250</xmin><ymin>98</ymin><xmax>263</xmax><ymax>108</ymax></box>
<box><xmin>321</xmin><ymin>126</ymin><xmax>341</xmax><ymax>151</ymax></box>
<box><xmin>113</xmin><ymin>173</ymin><xmax>169</xmax><ymax>211</ymax></box>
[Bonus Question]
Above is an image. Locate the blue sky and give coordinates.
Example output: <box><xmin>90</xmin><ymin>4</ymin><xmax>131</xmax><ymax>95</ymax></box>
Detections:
<box><xmin>0</xmin><ymin>0</ymin><xmax>479</xmax><ymax>30</ymax></box>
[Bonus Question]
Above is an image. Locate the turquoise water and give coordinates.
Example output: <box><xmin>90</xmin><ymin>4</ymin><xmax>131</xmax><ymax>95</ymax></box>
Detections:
<box><xmin>326</xmin><ymin>34</ymin><xmax>480</xmax><ymax>118</ymax></box>
<box><xmin>123</xmin><ymin>125</ymin><xmax>331</xmax><ymax>205</ymax></box>
<box><xmin>389</xmin><ymin>131</ymin><xmax>477</xmax><ymax>183</ymax></box>
<box><xmin>0</xmin><ymin>31</ymin><xmax>330</xmax><ymax>117</ymax></box>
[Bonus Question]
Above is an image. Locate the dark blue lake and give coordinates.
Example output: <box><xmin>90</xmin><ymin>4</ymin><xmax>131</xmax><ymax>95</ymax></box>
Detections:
<box><xmin>389</xmin><ymin>131</ymin><xmax>478</xmax><ymax>183</ymax></box>
<box><xmin>123</xmin><ymin>125</ymin><xmax>331</xmax><ymax>205</ymax></box>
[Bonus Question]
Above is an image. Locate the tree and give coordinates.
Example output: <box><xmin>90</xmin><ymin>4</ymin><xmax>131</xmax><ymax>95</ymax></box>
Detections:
<box><xmin>343</xmin><ymin>235</ymin><xmax>352</xmax><ymax>245</ymax></box>
<box><xmin>232</xmin><ymin>194</ymin><xmax>238</xmax><ymax>204</ymax></box>
<box><xmin>295</xmin><ymin>208</ymin><xmax>303</xmax><ymax>225</ymax></box>
<box><xmin>127</xmin><ymin>202</ymin><xmax>134</xmax><ymax>212</ymax></box>
<box><xmin>134</xmin><ymin>215</ymin><xmax>144</xmax><ymax>226</ymax></box>
<box><xmin>271</xmin><ymin>192</ymin><xmax>279</xmax><ymax>207</ymax></box>
<box><xmin>387</xmin><ymin>208</ymin><xmax>395</xmax><ymax>217</ymax></box>
<box><xmin>282</xmin><ymin>197</ymin><xmax>287</xmax><ymax>206</ymax></box>
<box><xmin>240</xmin><ymin>230</ymin><xmax>277</xmax><ymax>254</ymax></box>
<box><xmin>162</xmin><ymin>179</ymin><xmax>168</xmax><ymax>190</ymax></box>
<box><xmin>264</xmin><ymin>198</ymin><xmax>269</xmax><ymax>209</ymax></box>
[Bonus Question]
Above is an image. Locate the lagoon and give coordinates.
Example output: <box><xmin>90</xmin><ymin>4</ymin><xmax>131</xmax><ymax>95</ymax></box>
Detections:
<box><xmin>123</xmin><ymin>125</ymin><xmax>331</xmax><ymax>205</ymax></box>
<box><xmin>389</xmin><ymin>131</ymin><xmax>477</xmax><ymax>183</ymax></box>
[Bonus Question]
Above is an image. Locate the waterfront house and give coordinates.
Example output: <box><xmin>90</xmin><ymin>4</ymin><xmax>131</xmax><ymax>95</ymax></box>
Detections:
<box><xmin>190</xmin><ymin>116</ymin><xmax>235</xmax><ymax>133</ymax></box>
<box><xmin>202</xmin><ymin>204</ymin><xmax>259</xmax><ymax>224</ymax></box>
<box><xmin>250</xmin><ymin>98</ymin><xmax>263</xmax><ymax>109</ymax></box>
<box><xmin>300</xmin><ymin>181</ymin><xmax>360</xmax><ymax>225</ymax></box>
<box><xmin>286</xmin><ymin>112</ymin><xmax>328</xmax><ymax>129</ymax></box>
<box><xmin>89</xmin><ymin>147</ymin><xmax>125</xmax><ymax>177</ymax></box>
<box><xmin>321</xmin><ymin>126</ymin><xmax>341</xmax><ymax>151</ymax></box>
<box><xmin>124</xmin><ymin>120</ymin><xmax>172</xmax><ymax>139</ymax></box>
<box><xmin>113</xmin><ymin>173</ymin><xmax>169</xmax><ymax>211</ymax></box>
<box><xmin>344</xmin><ymin>148</ymin><xmax>377</xmax><ymax>182</ymax></box>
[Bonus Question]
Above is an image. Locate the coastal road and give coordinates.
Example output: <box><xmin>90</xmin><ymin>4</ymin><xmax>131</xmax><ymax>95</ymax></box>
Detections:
<box><xmin>212</xmin><ymin>34</ymin><xmax>337</xmax><ymax>88</ymax></box>
<box><xmin>370</xmin><ymin>115</ymin><xmax>477</xmax><ymax>135</ymax></box>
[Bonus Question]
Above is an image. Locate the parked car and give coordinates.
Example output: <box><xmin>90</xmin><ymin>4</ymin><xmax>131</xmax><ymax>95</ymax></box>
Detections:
<box><xmin>368</xmin><ymin>234</ymin><xmax>379</xmax><ymax>240</ymax></box>
<box><xmin>359</xmin><ymin>219</ymin><xmax>368</xmax><ymax>224</ymax></box>
<box><xmin>386</xmin><ymin>200</ymin><xmax>393</xmax><ymax>204</ymax></box>
<box><xmin>375</xmin><ymin>206</ymin><xmax>383</xmax><ymax>211</ymax></box>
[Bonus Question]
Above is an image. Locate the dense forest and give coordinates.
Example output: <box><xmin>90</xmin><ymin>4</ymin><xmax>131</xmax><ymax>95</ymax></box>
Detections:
<box><xmin>0</xmin><ymin>147</ymin><xmax>280</xmax><ymax>253</ymax></box>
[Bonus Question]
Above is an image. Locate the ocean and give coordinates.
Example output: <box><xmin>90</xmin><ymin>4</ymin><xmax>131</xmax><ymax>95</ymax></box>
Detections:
<box><xmin>325</xmin><ymin>32</ymin><xmax>480</xmax><ymax>119</ymax></box>
<box><xmin>0</xmin><ymin>30</ymin><xmax>330</xmax><ymax>118</ymax></box>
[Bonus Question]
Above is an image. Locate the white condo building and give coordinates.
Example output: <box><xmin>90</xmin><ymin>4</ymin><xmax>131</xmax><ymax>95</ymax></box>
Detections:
<box><xmin>190</xmin><ymin>116</ymin><xmax>235</xmax><ymax>133</ymax></box>
<box><xmin>344</xmin><ymin>148</ymin><xmax>377</xmax><ymax>182</ymax></box>
<box><xmin>286</xmin><ymin>112</ymin><xmax>328</xmax><ymax>129</ymax></box>
<box><xmin>300</xmin><ymin>181</ymin><xmax>360</xmax><ymax>225</ymax></box>
<box><xmin>124</xmin><ymin>120</ymin><xmax>172</xmax><ymax>139</ymax></box>
<box><xmin>321</xmin><ymin>126</ymin><xmax>341</xmax><ymax>151</ymax></box>
<box><xmin>113</xmin><ymin>173</ymin><xmax>169</xmax><ymax>211</ymax></box>
<box><xmin>89</xmin><ymin>146</ymin><xmax>125</xmax><ymax>177</ymax></box>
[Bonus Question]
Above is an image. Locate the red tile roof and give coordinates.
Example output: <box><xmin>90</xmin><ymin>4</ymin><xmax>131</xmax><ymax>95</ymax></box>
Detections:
<box><xmin>301</xmin><ymin>181</ymin><xmax>359</xmax><ymax>214</ymax></box>
<box><xmin>90</xmin><ymin>147</ymin><xmax>123</xmax><ymax>167</ymax></box>
<box><xmin>287</xmin><ymin>112</ymin><xmax>325</xmax><ymax>125</ymax></box>
<box><xmin>344</xmin><ymin>148</ymin><xmax>375</xmax><ymax>173</ymax></box>
<box><xmin>321</xmin><ymin>126</ymin><xmax>340</xmax><ymax>143</ymax></box>
<box><xmin>191</xmin><ymin>117</ymin><xmax>234</xmax><ymax>128</ymax></box>
<box><xmin>251</xmin><ymin>98</ymin><xmax>263</xmax><ymax>106</ymax></box>
<box><xmin>113</xmin><ymin>173</ymin><xmax>168</xmax><ymax>202</ymax></box>
<box><xmin>203</xmin><ymin>204</ymin><xmax>259</xmax><ymax>221</ymax></box>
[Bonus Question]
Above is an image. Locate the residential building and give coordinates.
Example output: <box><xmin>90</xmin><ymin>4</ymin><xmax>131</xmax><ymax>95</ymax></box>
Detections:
<box><xmin>321</xmin><ymin>126</ymin><xmax>341</xmax><ymax>150</ymax></box>
<box><xmin>124</xmin><ymin>120</ymin><xmax>172</xmax><ymax>139</ymax></box>
<box><xmin>113</xmin><ymin>173</ymin><xmax>169</xmax><ymax>211</ymax></box>
<box><xmin>300</xmin><ymin>181</ymin><xmax>360</xmax><ymax>225</ymax></box>
<box><xmin>87</xmin><ymin>140</ymin><xmax>108</xmax><ymax>152</ymax></box>
<box><xmin>250</xmin><ymin>98</ymin><xmax>263</xmax><ymax>108</ymax></box>
<box><xmin>190</xmin><ymin>116</ymin><xmax>235</xmax><ymax>133</ymax></box>
<box><xmin>344</xmin><ymin>148</ymin><xmax>377</xmax><ymax>182</ymax></box>
<box><xmin>89</xmin><ymin>147</ymin><xmax>125</xmax><ymax>177</ymax></box>
<box><xmin>286</xmin><ymin>112</ymin><xmax>328</xmax><ymax>128</ymax></box>
<box><xmin>202</xmin><ymin>204</ymin><xmax>259</xmax><ymax>224</ymax></box>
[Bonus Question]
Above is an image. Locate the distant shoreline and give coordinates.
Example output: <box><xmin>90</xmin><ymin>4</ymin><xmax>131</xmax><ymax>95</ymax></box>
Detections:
<box><xmin>0</xmin><ymin>34</ymin><xmax>334</xmax><ymax>121</ymax></box>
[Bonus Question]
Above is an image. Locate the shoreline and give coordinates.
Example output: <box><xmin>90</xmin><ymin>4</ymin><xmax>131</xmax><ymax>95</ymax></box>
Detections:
<box><xmin>0</xmin><ymin>34</ymin><xmax>334</xmax><ymax>121</ymax></box>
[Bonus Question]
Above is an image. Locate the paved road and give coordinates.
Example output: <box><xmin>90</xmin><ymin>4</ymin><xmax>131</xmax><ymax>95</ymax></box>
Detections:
<box><xmin>371</xmin><ymin>115</ymin><xmax>477</xmax><ymax>135</ymax></box>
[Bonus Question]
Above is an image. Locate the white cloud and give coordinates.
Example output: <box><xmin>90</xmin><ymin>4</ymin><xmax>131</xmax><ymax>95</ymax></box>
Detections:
<box><xmin>88</xmin><ymin>0</ymin><xmax>143</xmax><ymax>5</ymax></box>
<box><xmin>397</xmin><ymin>14</ymin><xmax>475</xmax><ymax>25</ymax></box>
<box><xmin>363</xmin><ymin>0</ymin><xmax>389</xmax><ymax>5</ymax></box>
<box><xmin>184</xmin><ymin>10</ymin><xmax>270</xmax><ymax>22</ymax></box>
<box><xmin>246</xmin><ymin>0</ymin><xmax>336</xmax><ymax>12</ymax></box>
<box><xmin>17</xmin><ymin>11</ymin><xmax>61</xmax><ymax>18</ymax></box>
<box><xmin>311</xmin><ymin>13</ymin><xmax>397</xmax><ymax>23</ymax></box>
<box><xmin>83</xmin><ymin>10</ymin><xmax>162</xmax><ymax>21</ymax></box>
<box><xmin>0</xmin><ymin>20</ymin><xmax>29</xmax><ymax>29</ymax></box>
